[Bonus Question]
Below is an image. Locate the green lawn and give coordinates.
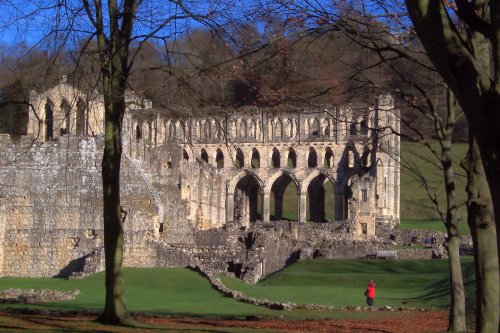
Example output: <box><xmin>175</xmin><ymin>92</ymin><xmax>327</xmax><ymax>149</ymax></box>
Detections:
<box><xmin>0</xmin><ymin>268</ymin><xmax>274</xmax><ymax>318</ymax></box>
<box><xmin>400</xmin><ymin>141</ymin><xmax>468</xmax><ymax>221</ymax></box>
<box><xmin>0</xmin><ymin>258</ymin><xmax>475</xmax><ymax>319</ymax></box>
<box><xmin>399</xmin><ymin>219</ymin><xmax>470</xmax><ymax>236</ymax></box>
<box><xmin>221</xmin><ymin>258</ymin><xmax>475</xmax><ymax>310</ymax></box>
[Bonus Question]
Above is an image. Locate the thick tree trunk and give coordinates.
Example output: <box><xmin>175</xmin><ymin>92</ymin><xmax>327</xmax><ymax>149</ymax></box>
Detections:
<box><xmin>463</xmin><ymin>138</ymin><xmax>500</xmax><ymax>333</ymax></box>
<box><xmin>405</xmin><ymin>1</ymin><xmax>500</xmax><ymax>331</ymax></box>
<box><xmin>97</xmin><ymin>77</ymin><xmax>130</xmax><ymax>325</ymax></box>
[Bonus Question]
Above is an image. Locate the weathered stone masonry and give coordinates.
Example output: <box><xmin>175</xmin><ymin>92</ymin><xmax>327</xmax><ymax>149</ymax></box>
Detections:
<box><xmin>0</xmin><ymin>82</ymin><xmax>400</xmax><ymax>280</ymax></box>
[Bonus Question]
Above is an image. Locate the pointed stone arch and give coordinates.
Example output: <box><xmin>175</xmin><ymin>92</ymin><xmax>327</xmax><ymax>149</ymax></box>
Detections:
<box><xmin>273</xmin><ymin>118</ymin><xmax>283</xmax><ymax>140</ymax></box>
<box><xmin>266</xmin><ymin>171</ymin><xmax>300</xmax><ymax>221</ymax></box>
<box><xmin>60</xmin><ymin>99</ymin><xmax>71</xmax><ymax>135</ymax></box>
<box><xmin>311</xmin><ymin>117</ymin><xmax>320</xmax><ymax>136</ymax></box>
<box><xmin>248</xmin><ymin>118</ymin><xmax>257</xmax><ymax>139</ymax></box>
<box><xmin>303</xmin><ymin>170</ymin><xmax>337</xmax><ymax>222</ymax></box>
<box><xmin>287</xmin><ymin>147</ymin><xmax>297</xmax><ymax>168</ymax></box>
<box><xmin>251</xmin><ymin>147</ymin><xmax>261</xmax><ymax>168</ymax></box>
<box><xmin>324</xmin><ymin>147</ymin><xmax>334</xmax><ymax>167</ymax></box>
<box><xmin>235</xmin><ymin>147</ymin><xmax>245</xmax><ymax>168</ymax></box>
<box><xmin>216</xmin><ymin>148</ymin><xmax>224</xmax><ymax>169</ymax></box>
<box><xmin>204</xmin><ymin>120</ymin><xmax>211</xmax><ymax>139</ymax></box>
<box><xmin>308</xmin><ymin>147</ymin><xmax>318</xmax><ymax>168</ymax></box>
<box><xmin>284</xmin><ymin>118</ymin><xmax>293</xmax><ymax>137</ymax></box>
<box><xmin>271</xmin><ymin>147</ymin><xmax>281</xmax><ymax>168</ymax></box>
<box><xmin>201</xmin><ymin>148</ymin><xmax>209</xmax><ymax>163</ymax></box>
<box><xmin>227</xmin><ymin>171</ymin><xmax>264</xmax><ymax>225</ymax></box>
<box><xmin>323</xmin><ymin>118</ymin><xmax>331</xmax><ymax>137</ymax></box>
<box><xmin>238</xmin><ymin>118</ymin><xmax>247</xmax><ymax>138</ymax></box>
<box><xmin>45</xmin><ymin>99</ymin><xmax>54</xmax><ymax>141</ymax></box>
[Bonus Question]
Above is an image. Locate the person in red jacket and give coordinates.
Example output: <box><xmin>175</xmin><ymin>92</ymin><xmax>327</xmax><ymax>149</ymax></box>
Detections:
<box><xmin>365</xmin><ymin>280</ymin><xmax>376</xmax><ymax>306</ymax></box>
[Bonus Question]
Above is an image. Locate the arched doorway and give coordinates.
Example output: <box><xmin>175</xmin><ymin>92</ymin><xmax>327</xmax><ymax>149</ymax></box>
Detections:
<box><xmin>270</xmin><ymin>173</ymin><xmax>298</xmax><ymax>221</ymax></box>
<box><xmin>234</xmin><ymin>174</ymin><xmax>262</xmax><ymax>225</ymax></box>
<box><xmin>306</xmin><ymin>173</ymin><xmax>336</xmax><ymax>222</ymax></box>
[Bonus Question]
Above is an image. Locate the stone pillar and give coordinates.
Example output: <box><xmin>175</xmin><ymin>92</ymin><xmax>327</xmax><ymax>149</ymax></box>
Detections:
<box><xmin>298</xmin><ymin>191</ymin><xmax>307</xmax><ymax>223</ymax></box>
<box><xmin>263</xmin><ymin>192</ymin><xmax>270</xmax><ymax>222</ymax></box>
<box><xmin>226</xmin><ymin>192</ymin><xmax>235</xmax><ymax>223</ymax></box>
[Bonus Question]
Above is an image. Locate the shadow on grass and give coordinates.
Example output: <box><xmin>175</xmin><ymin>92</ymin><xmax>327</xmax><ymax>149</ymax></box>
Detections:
<box><xmin>0</xmin><ymin>311</ymin><xmax>241</xmax><ymax>333</ymax></box>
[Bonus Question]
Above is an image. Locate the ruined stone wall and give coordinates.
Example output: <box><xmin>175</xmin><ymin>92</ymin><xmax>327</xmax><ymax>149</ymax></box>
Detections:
<box><xmin>0</xmin><ymin>135</ymin><xmax>192</xmax><ymax>277</ymax></box>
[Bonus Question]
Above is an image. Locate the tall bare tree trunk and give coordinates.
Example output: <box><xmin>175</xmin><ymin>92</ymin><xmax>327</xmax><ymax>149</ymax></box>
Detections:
<box><xmin>98</xmin><ymin>77</ymin><xmax>130</xmax><ymax>324</ymax></box>
<box><xmin>462</xmin><ymin>136</ymin><xmax>499</xmax><ymax>333</ymax></box>
<box><xmin>85</xmin><ymin>0</ymin><xmax>136</xmax><ymax>324</ymax></box>
<box><xmin>441</xmin><ymin>139</ymin><xmax>466</xmax><ymax>332</ymax></box>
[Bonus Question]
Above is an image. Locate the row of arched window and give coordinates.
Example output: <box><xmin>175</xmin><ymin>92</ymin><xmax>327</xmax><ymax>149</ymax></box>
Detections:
<box><xmin>44</xmin><ymin>98</ymin><xmax>87</xmax><ymax>141</ymax></box>
<box><xmin>183</xmin><ymin>146</ymin><xmax>345</xmax><ymax>170</ymax></box>
<box><xmin>135</xmin><ymin>114</ymin><xmax>372</xmax><ymax>144</ymax></box>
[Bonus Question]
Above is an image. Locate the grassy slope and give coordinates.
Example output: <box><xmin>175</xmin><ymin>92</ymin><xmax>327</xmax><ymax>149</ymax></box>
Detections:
<box><xmin>0</xmin><ymin>259</ymin><xmax>474</xmax><ymax>318</ymax></box>
<box><xmin>221</xmin><ymin>258</ymin><xmax>475</xmax><ymax>309</ymax></box>
<box><xmin>400</xmin><ymin>141</ymin><xmax>468</xmax><ymax>221</ymax></box>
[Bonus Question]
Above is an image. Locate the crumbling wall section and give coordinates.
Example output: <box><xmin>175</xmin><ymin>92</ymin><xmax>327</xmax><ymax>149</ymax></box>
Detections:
<box><xmin>0</xmin><ymin>135</ymin><xmax>190</xmax><ymax>277</ymax></box>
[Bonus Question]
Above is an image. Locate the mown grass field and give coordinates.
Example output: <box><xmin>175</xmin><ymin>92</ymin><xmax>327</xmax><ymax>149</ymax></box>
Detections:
<box><xmin>0</xmin><ymin>258</ymin><xmax>475</xmax><ymax>319</ymax></box>
<box><xmin>221</xmin><ymin>258</ymin><xmax>475</xmax><ymax>309</ymax></box>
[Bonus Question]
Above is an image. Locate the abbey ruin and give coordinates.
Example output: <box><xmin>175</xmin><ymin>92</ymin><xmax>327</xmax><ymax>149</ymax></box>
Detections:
<box><xmin>0</xmin><ymin>81</ymin><xmax>401</xmax><ymax>282</ymax></box>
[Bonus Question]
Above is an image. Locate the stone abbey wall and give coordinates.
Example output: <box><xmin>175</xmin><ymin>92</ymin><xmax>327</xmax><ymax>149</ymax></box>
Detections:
<box><xmin>0</xmin><ymin>82</ymin><xmax>401</xmax><ymax>279</ymax></box>
<box><xmin>124</xmin><ymin>94</ymin><xmax>400</xmax><ymax>237</ymax></box>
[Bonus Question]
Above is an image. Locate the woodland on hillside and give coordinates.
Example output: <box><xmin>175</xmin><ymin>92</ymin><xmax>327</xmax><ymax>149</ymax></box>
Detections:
<box><xmin>0</xmin><ymin>20</ymin><xmax>467</xmax><ymax>141</ymax></box>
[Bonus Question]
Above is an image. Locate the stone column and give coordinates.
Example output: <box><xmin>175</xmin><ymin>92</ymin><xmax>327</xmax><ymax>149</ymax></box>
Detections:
<box><xmin>298</xmin><ymin>191</ymin><xmax>307</xmax><ymax>223</ymax></box>
<box><xmin>226</xmin><ymin>192</ymin><xmax>235</xmax><ymax>223</ymax></box>
<box><xmin>263</xmin><ymin>192</ymin><xmax>270</xmax><ymax>222</ymax></box>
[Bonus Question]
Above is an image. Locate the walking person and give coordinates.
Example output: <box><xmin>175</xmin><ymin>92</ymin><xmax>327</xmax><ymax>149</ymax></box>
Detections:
<box><xmin>365</xmin><ymin>279</ymin><xmax>376</xmax><ymax>307</ymax></box>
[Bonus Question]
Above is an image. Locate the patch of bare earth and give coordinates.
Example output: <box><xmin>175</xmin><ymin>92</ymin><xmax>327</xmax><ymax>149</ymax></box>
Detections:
<box><xmin>0</xmin><ymin>311</ymin><xmax>448</xmax><ymax>332</ymax></box>
<box><xmin>142</xmin><ymin>311</ymin><xmax>448</xmax><ymax>333</ymax></box>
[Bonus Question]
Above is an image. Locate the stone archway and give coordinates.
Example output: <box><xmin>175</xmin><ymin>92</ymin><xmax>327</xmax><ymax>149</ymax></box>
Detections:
<box><xmin>228</xmin><ymin>171</ymin><xmax>263</xmax><ymax>227</ymax></box>
<box><xmin>304</xmin><ymin>172</ymin><xmax>336</xmax><ymax>222</ymax></box>
<box><xmin>270</xmin><ymin>173</ymin><xmax>299</xmax><ymax>221</ymax></box>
